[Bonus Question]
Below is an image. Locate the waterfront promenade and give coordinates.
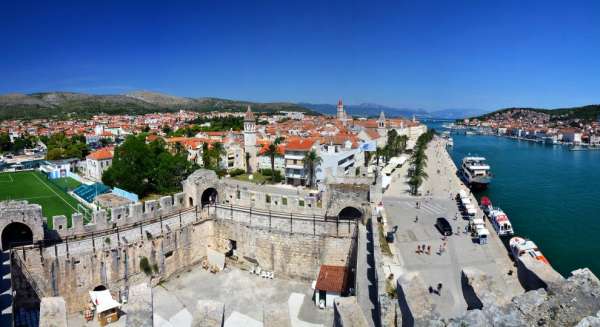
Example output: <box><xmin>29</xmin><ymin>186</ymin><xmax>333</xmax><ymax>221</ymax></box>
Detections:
<box><xmin>381</xmin><ymin>137</ymin><xmax>524</xmax><ymax>318</ymax></box>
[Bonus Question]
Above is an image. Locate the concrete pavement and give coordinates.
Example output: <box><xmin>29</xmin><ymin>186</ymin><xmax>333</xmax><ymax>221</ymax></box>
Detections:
<box><xmin>381</xmin><ymin>137</ymin><xmax>523</xmax><ymax>319</ymax></box>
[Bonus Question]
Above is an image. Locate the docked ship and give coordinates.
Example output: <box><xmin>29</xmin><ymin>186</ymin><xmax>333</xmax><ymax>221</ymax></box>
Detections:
<box><xmin>459</xmin><ymin>156</ymin><xmax>492</xmax><ymax>190</ymax></box>
<box><xmin>509</xmin><ymin>237</ymin><xmax>550</xmax><ymax>265</ymax></box>
<box><xmin>480</xmin><ymin>197</ymin><xmax>513</xmax><ymax>236</ymax></box>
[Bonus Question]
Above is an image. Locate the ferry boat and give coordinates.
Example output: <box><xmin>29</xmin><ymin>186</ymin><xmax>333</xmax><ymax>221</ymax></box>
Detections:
<box><xmin>459</xmin><ymin>156</ymin><xmax>492</xmax><ymax>190</ymax></box>
<box><xmin>480</xmin><ymin>197</ymin><xmax>513</xmax><ymax>236</ymax></box>
<box><xmin>509</xmin><ymin>237</ymin><xmax>550</xmax><ymax>265</ymax></box>
<box><xmin>488</xmin><ymin>208</ymin><xmax>514</xmax><ymax>236</ymax></box>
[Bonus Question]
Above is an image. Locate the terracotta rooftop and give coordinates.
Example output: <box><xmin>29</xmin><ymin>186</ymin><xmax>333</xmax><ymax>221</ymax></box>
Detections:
<box><xmin>315</xmin><ymin>265</ymin><xmax>349</xmax><ymax>293</ymax></box>
<box><xmin>87</xmin><ymin>147</ymin><xmax>113</xmax><ymax>161</ymax></box>
<box><xmin>286</xmin><ymin>137</ymin><xmax>316</xmax><ymax>151</ymax></box>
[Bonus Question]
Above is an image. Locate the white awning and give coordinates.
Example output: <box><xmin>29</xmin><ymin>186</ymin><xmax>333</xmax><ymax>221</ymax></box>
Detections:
<box><xmin>90</xmin><ymin>290</ymin><xmax>121</xmax><ymax>313</ymax></box>
<box><xmin>461</xmin><ymin>197</ymin><xmax>471</xmax><ymax>205</ymax></box>
<box><xmin>459</xmin><ymin>190</ymin><xmax>467</xmax><ymax>198</ymax></box>
<box><xmin>476</xmin><ymin>227</ymin><xmax>490</xmax><ymax>236</ymax></box>
<box><xmin>472</xmin><ymin>218</ymin><xmax>485</xmax><ymax>225</ymax></box>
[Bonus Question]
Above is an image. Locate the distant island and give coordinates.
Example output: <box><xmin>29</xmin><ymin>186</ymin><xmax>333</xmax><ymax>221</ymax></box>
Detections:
<box><xmin>471</xmin><ymin>104</ymin><xmax>600</xmax><ymax>122</ymax></box>
<box><xmin>0</xmin><ymin>91</ymin><xmax>319</xmax><ymax>120</ymax></box>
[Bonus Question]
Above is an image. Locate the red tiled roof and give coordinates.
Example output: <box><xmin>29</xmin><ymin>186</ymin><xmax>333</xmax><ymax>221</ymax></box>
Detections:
<box><xmin>286</xmin><ymin>137</ymin><xmax>316</xmax><ymax>151</ymax></box>
<box><xmin>87</xmin><ymin>148</ymin><xmax>113</xmax><ymax>160</ymax></box>
<box><xmin>315</xmin><ymin>265</ymin><xmax>349</xmax><ymax>293</ymax></box>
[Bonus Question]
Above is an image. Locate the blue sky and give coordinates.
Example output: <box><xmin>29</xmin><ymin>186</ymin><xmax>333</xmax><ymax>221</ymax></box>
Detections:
<box><xmin>1</xmin><ymin>0</ymin><xmax>599</xmax><ymax>111</ymax></box>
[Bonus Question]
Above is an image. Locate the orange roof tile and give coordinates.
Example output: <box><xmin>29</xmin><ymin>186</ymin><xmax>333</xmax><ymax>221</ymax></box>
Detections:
<box><xmin>87</xmin><ymin>148</ymin><xmax>113</xmax><ymax>160</ymax></box>
<box><xmin>315</xmin><ymin>265</ymin><xmax>349</xmax><ymax>293</ymax></box>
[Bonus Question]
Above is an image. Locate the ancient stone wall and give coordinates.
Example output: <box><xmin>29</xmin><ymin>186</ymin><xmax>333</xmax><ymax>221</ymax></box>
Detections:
<box><xmin>12</xmin><ymin>212</ymin><xmax>214</xmax><ymax>313</ymax></box>
<box><xmin>214</xmin><ymin>219</ymin><xmax>355</xmax><ymax>280</ymax></box>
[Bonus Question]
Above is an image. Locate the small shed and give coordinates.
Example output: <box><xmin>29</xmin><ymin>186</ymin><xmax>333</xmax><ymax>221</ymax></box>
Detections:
<box><xmin>314</xmin><ymin>265</ymin><xmax>349</xmax><ymax>308</ymax></box>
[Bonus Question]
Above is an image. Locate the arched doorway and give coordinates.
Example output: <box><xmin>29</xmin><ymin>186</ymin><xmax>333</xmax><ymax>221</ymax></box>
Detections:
<box><xmin>93</xmin><ymin>285</ymin><xmax>107</xmax><ymax>291</ymax></box>
<box><xmin>1</xmin><ymin>222</ymin><xmax>33</xmax><ymax>251</ymax></box>
<box><xmin>201</xmin><ymin>188</ymin><xmax>218</xmax><ymax>207</ymax></box>
<box><xmin>189</xmin><ymin>197</ymin><xmax>194</xmax><ymax>207</ymax></box>
<box><xmin>338</xmin><ymin>207</ymin><xmax>363</xmax><ymax>220</ymax></box>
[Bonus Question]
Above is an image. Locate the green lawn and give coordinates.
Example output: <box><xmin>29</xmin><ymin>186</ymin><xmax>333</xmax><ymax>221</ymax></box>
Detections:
<box><xmin>0</xmin><ymin>171</ymin><xmax>87</xmax><ymax>228</ymax></box>
<box><xmin>232</xmin><ymin>172</ymin><xmax>281</xmax><ymax>184</ymax></box>
<box><xmin>50</xmin><ymin>176</ymin><xmax>82</xmax><ymax>192</ymax></box>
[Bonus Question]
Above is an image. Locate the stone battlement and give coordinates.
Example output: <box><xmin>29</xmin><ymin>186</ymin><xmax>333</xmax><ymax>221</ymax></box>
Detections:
<box><xmin>47</xmin><ymin>192</ymin><xmax>187</xmax><ymax>238</ymax></box>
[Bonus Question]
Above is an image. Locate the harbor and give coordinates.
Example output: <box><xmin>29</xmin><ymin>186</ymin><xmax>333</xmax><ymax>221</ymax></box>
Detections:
<box><xmin>380</xmin><ymin>137</ymin><xmax>524</xmax><ymax>318</ymax></box>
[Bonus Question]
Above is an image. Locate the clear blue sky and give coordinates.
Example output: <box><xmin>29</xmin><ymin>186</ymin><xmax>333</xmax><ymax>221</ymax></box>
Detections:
<box><xmin>1</xmin><ymin>0</ymin><xmax>599</xmax><ymax>111</ymax></box>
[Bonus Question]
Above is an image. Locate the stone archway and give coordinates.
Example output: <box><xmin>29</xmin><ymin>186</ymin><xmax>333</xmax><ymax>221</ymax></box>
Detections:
<box><xmin>338</xmin><ymin>206</ymin><xmax>363</xmax><ymax>220</ymax></box>
<box><xmin>1</xmin><ymin>222</ymin><xmax>33</xmax><ymax>250</ymax></box>
<box><xmin>93</xmin><ymin>285</ymin><xmax>107</xmax><ymax>291</ymax></box>
<box><xmin>201</xmin><ymin>188</ymin><xmax>218</xmax><ymax>207</ymax></box>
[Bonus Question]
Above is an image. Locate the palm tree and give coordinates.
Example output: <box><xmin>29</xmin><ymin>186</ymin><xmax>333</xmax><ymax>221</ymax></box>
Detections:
<box><xmin>303</xmin><ymin>150</ymin><xmax>322</xmax><ymax>189</ymax></box>
<box><xmin>262</xmin><ymin>137</ymin><xmax>284</xmax><ymax>183</ymax></box>
<box><xmin>210</xmin><ymin>142</ymin><xmax>225</xmax><ymax>169</ymax></box>
<box><xmin>410</xmin><ymin>164</ymin><xmax>428</xmax><ymax>195</ymax></box>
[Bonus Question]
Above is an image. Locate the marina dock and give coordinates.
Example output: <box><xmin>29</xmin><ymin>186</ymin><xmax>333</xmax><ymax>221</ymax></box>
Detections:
<box><xmin>380</xmin><ymin>136</ymin><xmax>524</xmax><ymax>319</ymax></box>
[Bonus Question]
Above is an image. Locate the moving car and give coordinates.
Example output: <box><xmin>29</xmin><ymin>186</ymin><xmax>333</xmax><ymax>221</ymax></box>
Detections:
<box><xmin>435</xmin><ymin>217</ymin><xmax>452</xmax><ymax>236</ymax></box>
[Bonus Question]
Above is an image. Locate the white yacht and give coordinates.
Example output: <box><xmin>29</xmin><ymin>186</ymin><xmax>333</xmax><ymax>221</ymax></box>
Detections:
<box><xmin>459</xmin><ymin>156</ymin><xmax>492</xmax><ymax>190</ymax></box>
<box><xmin>488</xmin><ymin>208</ymin><xmax>514</xmax><ymax>237</ymax></box>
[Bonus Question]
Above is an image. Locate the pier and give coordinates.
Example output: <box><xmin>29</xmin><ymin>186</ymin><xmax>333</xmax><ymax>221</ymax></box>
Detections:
<box><xmin>380</xmin><ymin>136</ymin><xmax>524</xmax><ymax>319</ymax></box>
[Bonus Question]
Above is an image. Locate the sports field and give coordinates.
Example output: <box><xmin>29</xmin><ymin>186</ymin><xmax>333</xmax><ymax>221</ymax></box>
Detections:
<box><xmin>0</xmin><ymin>171</ymin><xmax>87</xmax><ymax>228</ymax></box>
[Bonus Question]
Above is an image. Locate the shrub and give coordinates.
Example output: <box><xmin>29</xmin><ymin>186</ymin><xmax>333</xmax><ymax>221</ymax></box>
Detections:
<box><xmin>139</xmin><ymin>256</ymin><xmax>152</xmax><ymax>276</ymax></box>
<box><xmin>229</xmin><ymin>168</ymin><xmax>246</xmax><ymax>177</ymax></box>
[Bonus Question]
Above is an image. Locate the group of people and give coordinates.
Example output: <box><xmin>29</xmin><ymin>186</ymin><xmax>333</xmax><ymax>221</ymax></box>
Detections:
<box><xmin>429</xmin><ymin>283</ymin><xmax>444</xmax><ymax>295</ymax></box>
<box><xmin>415</xmin><ymin>244</ymin><xmax>431</xmax><ymax>255</ymax></box>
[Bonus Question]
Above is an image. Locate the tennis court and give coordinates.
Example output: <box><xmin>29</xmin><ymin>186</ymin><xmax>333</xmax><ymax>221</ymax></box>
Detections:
<box><xmin>0</xmin><ymin>171</ymin><xmax>88</xmax><ymax>228</ymax></box>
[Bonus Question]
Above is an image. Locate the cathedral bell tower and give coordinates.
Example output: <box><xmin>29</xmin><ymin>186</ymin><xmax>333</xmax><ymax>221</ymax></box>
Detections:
<box><xmin>244</xmin><ymin>105</ymin><xmax>257</xmax><ymax>173</ymax></box>
<box><xmin>377</xmin><ymin>110</ymin><xmax>386</xmax><ymax>137</ymax></box>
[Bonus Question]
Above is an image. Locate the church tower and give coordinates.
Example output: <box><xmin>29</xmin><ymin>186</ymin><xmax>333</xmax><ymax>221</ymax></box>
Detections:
<box><xmin>377</xmin><ymin>110</ymin><xmax>386</xmax><ymax>137</ymax></box>
<box><xmin>336</xmin><ymin>98</ymin><xmax>346</xmax><ymax>122</ymax></box>
<box><xmin>244</xmin><ymin>105</ymin><xmax>257</xmax><ymax>173</ymax></box>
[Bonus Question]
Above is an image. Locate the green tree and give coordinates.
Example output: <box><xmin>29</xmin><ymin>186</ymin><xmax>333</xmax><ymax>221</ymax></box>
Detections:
<box><xmin>210</xmin><ymin>142</ymin><xmax>225</xmax><ymax>169</ymax></box>
<box><xmin>303</xmin><ymin>149</ymin><xmax>322</xmax><ymax>188</ymax></box>
<box><xmin>262</xmin><ymin>137</ymin><xmax>284</xmax><ymax>183</ymax></box>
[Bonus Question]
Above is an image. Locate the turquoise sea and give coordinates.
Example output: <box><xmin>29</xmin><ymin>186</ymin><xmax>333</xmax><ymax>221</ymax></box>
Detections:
<box><xmin>425</xmin><ymin>120</ymin><xmax>600</xmax><ymax>277</ymax></box>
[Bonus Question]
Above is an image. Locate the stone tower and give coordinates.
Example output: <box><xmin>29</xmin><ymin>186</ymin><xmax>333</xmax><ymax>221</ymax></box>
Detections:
<box><xmin>244</xmin><ymin>105</ymin><xmax>257</xmax><ymax>173</ymax></box>
<box><xmin>336</xmin><ymin>98</ymin><xmax>346</xmax><ymax>122</ymax></box>
<box><xmin>377</xmin><ymin>110</ymin><xmax>386</xmax><ymax>137</ymax></box>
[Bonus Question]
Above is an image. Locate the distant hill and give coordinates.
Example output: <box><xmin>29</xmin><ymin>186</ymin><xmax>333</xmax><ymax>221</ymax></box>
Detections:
<box><xmin>0</xmin><ymin>91</ymin><xmax>318</xmax><ymax>120</ymax></box>
<box><xmin>301</xmin><ymin>102</ymin><xmax>487</xmax><ymax>119</ymax></box>
<box><xmin>474</xmin><ymin>105</ymin><xmax>600</xmax><ymax>121</ymax></box>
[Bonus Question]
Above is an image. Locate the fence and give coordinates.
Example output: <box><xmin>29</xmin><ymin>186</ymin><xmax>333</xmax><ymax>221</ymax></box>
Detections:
<box><xmin>112</xmin><ymin>187</ymin><xmax>139</xmax><ymax>203</ymax></box>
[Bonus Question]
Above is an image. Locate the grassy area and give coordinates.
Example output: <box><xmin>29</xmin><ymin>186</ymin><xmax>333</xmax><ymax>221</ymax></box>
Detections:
<box><xmin>232</xmin><ymin>172</ymin><xmax>273</xmax><ymax>184</ymax></box>
<box><xmin>0</xmin><ymin>171</ymin><xmax>86</xmax><ymax>228</ymax></box>
<box><xmin>49</xmin><ymin>176</ymin><xmax>82</xmax><ymax>191</ymax></box>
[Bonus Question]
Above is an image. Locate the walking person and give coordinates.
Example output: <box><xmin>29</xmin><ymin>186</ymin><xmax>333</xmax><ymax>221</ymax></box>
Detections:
<box><xmin>437</xmin><ymin>283</ymin><xmax>443</xmax><ymax>295</ymax></box>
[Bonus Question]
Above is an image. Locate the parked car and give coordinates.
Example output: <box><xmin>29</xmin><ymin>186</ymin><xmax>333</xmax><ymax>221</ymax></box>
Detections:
<box><xmin>435</xmin><ymin>217</ymin><xmax>453</xmax><ymax>236</ymax></box>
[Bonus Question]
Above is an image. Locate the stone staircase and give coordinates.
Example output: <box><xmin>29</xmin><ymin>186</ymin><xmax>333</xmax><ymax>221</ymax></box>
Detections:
<box><xmin>0</xmin><ymin>251</ymin><xmax>13</xmax><ymax>325</ymax></box>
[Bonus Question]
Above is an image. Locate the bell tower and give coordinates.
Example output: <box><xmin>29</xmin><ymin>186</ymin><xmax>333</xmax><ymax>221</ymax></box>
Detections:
<box><xmin>377</xmin><ymin>111</ymin><xmax>386</xmax><ymax>136</ymax></box>
<box><xmin>244</xmin><ymin>105</ymin><xmax>257</xmax><ymax>173</ymax></box>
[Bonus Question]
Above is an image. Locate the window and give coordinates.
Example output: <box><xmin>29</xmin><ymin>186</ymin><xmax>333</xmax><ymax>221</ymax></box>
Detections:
<box><xmin>266</xmin><ymin>195</ymin><xmax>271</xmax><ymax>204</ymax></box>
<box><xmin>282</xmin><ymin>197</ymin><xmax>288</xmax><ymax>205</ymax></box>
<box><xmin>236</xmin><ymin>190</ymin><xmax>241</xmax><ymax>199</ymax></box>
<box><xmin>298</xmin><ymin>199</ymin><xmax>305</xmax><ymax>207</ymax></box>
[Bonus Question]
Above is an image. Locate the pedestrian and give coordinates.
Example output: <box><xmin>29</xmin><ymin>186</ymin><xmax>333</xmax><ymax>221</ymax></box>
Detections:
<box><xmin>415</xmin><ymin>215</ymin><xmax>419</xmax><ymax>223</ymax></box>
<box><xmin>416</xmin><ymin>245</ymin><xmax>421</xmax><ymax>254</ymax></box>
<box><xmin>427</xmin><ymin>245</ymin><xmax>431</xmax><ymax>255</ymax></box>
<box><xmin>437</xmin><ymin>283</ymin><xmax>443</xmax><ymax>295</ymax></box>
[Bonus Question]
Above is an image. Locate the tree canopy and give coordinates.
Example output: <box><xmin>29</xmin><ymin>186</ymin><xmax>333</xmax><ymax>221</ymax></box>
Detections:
<box><xmin>102</xmin><ymin>135</ymin><xmax>198</xmax><ymax>196</ymax></box>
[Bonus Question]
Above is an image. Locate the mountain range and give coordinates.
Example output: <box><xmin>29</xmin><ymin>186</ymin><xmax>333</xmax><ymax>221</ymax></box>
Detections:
<box><xmin>0</xmin><ymin>91</ymin><xmax>317</xmax><ymax>120</ymax></box>
<box><xmin>299</xmin><ymin>102</ymin><xmax>488</xmax><ymax>119</ymax></box>
<box><xmin>0</xmin><ymin>90</ymin><xmax>495</xmax><ymax>120</ymax></box>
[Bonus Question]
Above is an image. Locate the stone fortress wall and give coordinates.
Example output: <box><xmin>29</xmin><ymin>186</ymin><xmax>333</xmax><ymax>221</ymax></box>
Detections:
<box><xmin>5</xmin><ymin>169</ymin><xmax>369</xmax><ymax>314</ymax></box>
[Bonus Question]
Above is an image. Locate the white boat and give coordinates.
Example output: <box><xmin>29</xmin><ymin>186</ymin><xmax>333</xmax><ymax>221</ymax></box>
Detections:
<box><xmin>509</xmin><ymin>237</ymin><xmax>549</xmax><ymax>265</ymax></box>
<box><xmin>459</xmin><ymin>157</ymin><xmax>492</xmax><ymax>190</ymax></box>
<box><xmin>447</xmin><ymin>137</ymin><xmax>453</xmax><ymax>147</ymax></box>
<box><xmin>488</xmin><ymin>208</ymin><xmax>514</xmax><ymax>236</ymax></box>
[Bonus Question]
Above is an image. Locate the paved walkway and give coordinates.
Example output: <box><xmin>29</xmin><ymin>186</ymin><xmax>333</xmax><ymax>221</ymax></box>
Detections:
<box><xmin>381</xmin><ymin>137</ymin><xmax>523</xmax><ymax>318</ymax></box>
